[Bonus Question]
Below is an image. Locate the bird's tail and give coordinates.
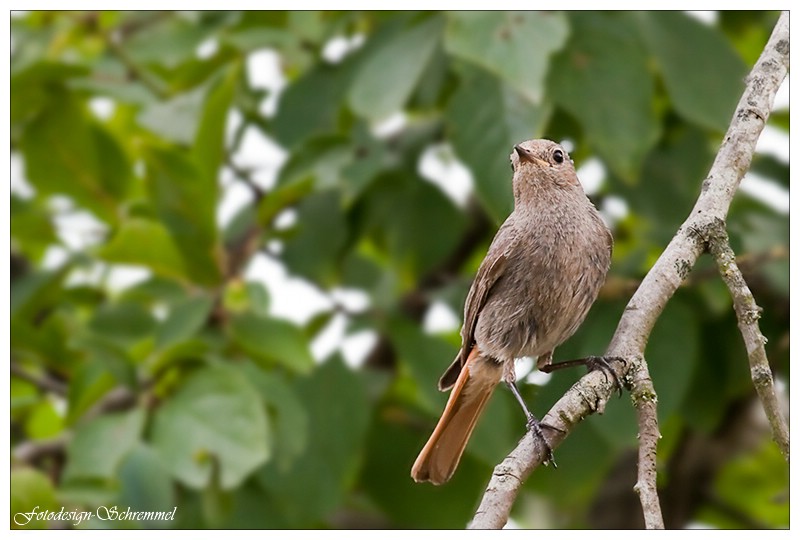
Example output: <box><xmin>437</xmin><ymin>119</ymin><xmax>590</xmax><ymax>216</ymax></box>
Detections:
<box><xmin>411</xmin><ymin>348</ymin><xmax>502</xmax><ymax>485</ymax></box>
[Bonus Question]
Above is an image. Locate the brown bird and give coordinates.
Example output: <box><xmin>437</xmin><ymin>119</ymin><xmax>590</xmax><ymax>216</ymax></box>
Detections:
<box><xmin>411</xmin><ymin>139</ymin><xmax>615</xmax><ymax>485</ymax></box>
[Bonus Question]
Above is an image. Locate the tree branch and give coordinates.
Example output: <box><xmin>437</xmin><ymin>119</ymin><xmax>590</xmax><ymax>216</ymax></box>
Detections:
<box><xmin>468</xmin><ymin>10</ymin><xmax>789</xmax><ymax>530</ymax></box>
<box><xmin>705</xmin><ymin>219</ymin><xmax>790</xmax><ymax>462</ymax></box>
<box><xmin>11</xmin><ymin>362</ymin><xmax>68</xmax><ymax>396</ymax></box>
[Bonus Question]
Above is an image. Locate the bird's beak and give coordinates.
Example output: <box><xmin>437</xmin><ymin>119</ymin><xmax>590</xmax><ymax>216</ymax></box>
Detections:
<box><xmin>514</xmin><ymin>145</ymin><xmax>549</xmax><ymax>168</ymax></box>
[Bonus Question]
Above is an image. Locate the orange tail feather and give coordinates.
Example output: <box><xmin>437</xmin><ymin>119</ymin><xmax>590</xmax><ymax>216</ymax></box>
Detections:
<box><xmin>411</xmin><ymin>349</ymin><xmax>502</xmax><ymax>484</ymax></box>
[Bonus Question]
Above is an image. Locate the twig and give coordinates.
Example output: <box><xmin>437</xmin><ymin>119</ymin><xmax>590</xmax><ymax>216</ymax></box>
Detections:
<box><xmin>705</xmin><ymin>219</ymin><xmax>789</xmax><ymax>462</ymax></box>
<box><xmin>11</xmin><ymin>363</ymin><xmax>68</xmax><ymax>396</ymax></box>
<box><xmin>629</xmin><ymin>357</ymin><xmax>663</xmax><ymax>529</ymax></box>
<box><xmin>468</xmin><ymin>10</ymin><xmax>789</xmax><ymax>529</ymax></box>
<box><xmin>104</xmin><ymin>33</ymin><xmax>170</xmax><ymax>99</ymax></box>
<box><xmin>13</xmin><ymin>436</ymin><xmax>68</xmax><ymax>465</ymax></box>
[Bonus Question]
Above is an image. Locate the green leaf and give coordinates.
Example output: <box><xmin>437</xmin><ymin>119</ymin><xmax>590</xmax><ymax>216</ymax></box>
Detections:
<box><xmin>66</xmin><ymin>358</ymin><xmax>120</xmax><ymax>424</ymax></box>
<box><xmin>116</xmin><ymin>444</ymin><xmax>177</xmax><ymax>529</ymax></box>
<box><xmin>618</xmin><ymin>125</ymin><xmax>715</xmax><ymax>245</ymax></box>
<box><xmin>704</xmin><ymin>441</ymin><xmax>789</xmax><ymax>528</ymax></box>
<box><xmin>388</xmin><ymin>316</ymin><xmax>456</xmax><ymax>415</ymax></box>
<box><xmin>10</xmin><ymin>60</ymin><xmax>89</xmax><ymax>126</ymax></box>
<box><xmin>88</xmin><ymin>301</ymin><xmax>157</xmax><ymax>347</ymax></box>
<box><xmin>24</xmin><ymin>398</ymin><xmax>64</xmax><ymax>440</ymax></box>
<box><xmin>63</xmin><ymin>408</ymin><xmax>146</xmax><ymax>481</ymax></box>
<box><xmin>11</xmin><ymin>468</ymin><xmax>60</xmax><ymax>529</ymax></box>
<box><xmin>228</xmin><ymin>312</ymin><xmax>315</xmax><ymax>374</ymax></box>
<box><xmin>447</xmin><ymin>67</ymin><xmax>550</xmax><ymax>222</ymax></box>
<box><xmin>360</xmin><ymin>411</ymin><xmax>494</xmax><ymax>528</ymax></box>
<box><xmin>11</xmin><ymin>194</ymin><xmax>57</xmax><ymax>262</ymax></box>
<box><xmin>238</xmin><ymin>363</ymin><xmax>309</xmax><ymax>472</ymax></box>
<box><xmin>193</xmin><ymin>64</ymin><xmax>239</xmax><ymax>182</ymax></box>
<box><xmin>144</xmin><ymin>145</ymin><xmax>222</xmax><ymax>286</ymax></box>
<box><xmin>281</xmin><ymin>190</ymin><xmax>348</xmax><ymax>286</ymax></box>
<box><xmin>256</xmin><ymin>357</ymin><xmax>369</xmax><ymax>527</ymax></box>
<box><xmin>549</xmin><ymin>12</ymin><xmax>659</xmax><ymax>182</ymax></box>
<box><xmin>98</xmin><ymin>218</ymin><xmax>189</xmax><ymax>281</ymax></box>
<box><xmin>155</xmin><ymin>294</ymin><xmax>214</xmax><ymax>349</ymax></box>
<box><xmin>359</xmin><ymin>172</ymin><xmax>468</xmax><ymax>283</ymax></box>
<box><xmin>272</xmin><ymin>62</ymin><xmax>357</xmax><ymax>149</ymax></box>
<box><xmin>137</xmin><ymin>84</ymin><xmax>207</xmax><ymax>144</ymax></box>
<box><xmin>646</xmin><ymin>297</ymin><xmax>699</xmax><ymax>420</ymax></box>
<box><xmin>638</xmin><ymin>12</ymin><xmax>748</xmax><ymax>132</ymax></box>
<box><xmin>20</xmin><ymin>92</ymin><xmax>131</xmax><ymax>223</ymax></box>
<box><xmin>151</xmin><ymin>364</ymin><xmax>270</xmax><ymax>489</ymax></box>
<box><xmin>348</xmin><ymin>15</ymin><xmax>445</xmax><ymax>120</ymax></box>
<box><xmin>445</xmin><ymin>11</ymin><xmax>569</xmax><ymax>104</ymax></box>
<box><xmin>126</xmin><ymin>15</ymin><xmax>212</xmax><ymax>69</ymax></box>
<box><xmin>11</xmin><ymin>265</ymin><xmax>72</xmax><ymax>322</ymax></box>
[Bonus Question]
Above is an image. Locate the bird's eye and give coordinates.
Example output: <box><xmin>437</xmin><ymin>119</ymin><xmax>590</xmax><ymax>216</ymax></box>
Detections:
<box><xmin>553</xmin><ymin>149</ymin><xmax>565</xmax><ymax>164</ymax></box>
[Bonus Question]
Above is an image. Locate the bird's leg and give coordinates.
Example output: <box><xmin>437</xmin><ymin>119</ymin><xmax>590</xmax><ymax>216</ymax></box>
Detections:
<box><xmin>503</xmin><ymin>362</ymin><xmax>561</xmax><ymax>467</ymax></box>
<box><xmin>537</xmin><ymin>351</ymin><xmax>627</xmax><ymax>397</ymax></box>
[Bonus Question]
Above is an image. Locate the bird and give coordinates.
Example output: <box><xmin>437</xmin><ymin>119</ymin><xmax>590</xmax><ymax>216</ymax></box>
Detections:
<box><xmin>411</xmin><ymin>139</ymin><xmax>614</xmax><ymax>485</ymax></box>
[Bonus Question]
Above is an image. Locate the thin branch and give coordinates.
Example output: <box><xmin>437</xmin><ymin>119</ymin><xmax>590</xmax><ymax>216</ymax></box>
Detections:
<box><xmin>13</xmin><ymin>436</ymin><xmax>68</xmax><ymax>465</ymax></box>
<box><xmin>468</xmin><ymin>10</ymin><xmax>789</xmax><ymax>530</ymax></box>
<box><xmin>104</xmin><ymin>32</ymin><xmax>170</xmax><ymax>99</ymax></box>
<box><xmin>11</xmin><ymin>363</ymin><xmax>68</xmax><ymax>396</ymax></box>
<box><xmin>705</xmin><ymin>219</ymin><xmax>790</xmax><ymax>462</ymax></box>
<box><xmin>630</xmin><ymin>357</ymin><xmax>664</xmax><ymax>529</ymax></box>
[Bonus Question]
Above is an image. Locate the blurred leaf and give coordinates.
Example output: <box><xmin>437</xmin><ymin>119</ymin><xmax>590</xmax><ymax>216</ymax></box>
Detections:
<box><xmin>681</xmin><ymin>312</ymin><xmax>752</xmax><ymax>433</ymax></box>
<box><xmin>228</xmin><ymin>312</ymin><xmax>315</xmax><ymax>374</ymax></box>
<box><xmin>147</xmin><ymin>339</ymin><xmax>210</xmax><ymax>377</ymax></box>
<box><xmin>359</xmin><ymin>172</ymin><xmax>467</xmax><ymax>283</ymax></box>
<box><xmin>281</xmin><ymin>190</ymin><xmax>348</xmax><ymax>286</ymax></box>
<box><xmin>272</xmin><ymin>61</ymin><xmax>357</xmax><ymax>149</ymax></box>
<box><xmin>360</xmin><ymin>411</ymin><xmax>492</xmax><ymax>528</ymax></box>
<box><xmin>151</xmin><ymin>363</ymin><xmax>270</xmax><ymax>489</ymax></box>
<box><xmin>11</xmin><ymin>265</ymin><xmax>72</xmax><ymax>322</ymax></box>
<box><xmin>348</xmin><ymin>14</ymin><xmax>444</xmax><ymax>120</ymax></box>
<box><xmin>10</xmin><ymin>61</ymin><xmax>89</xmax><ymax>126</ymax></box>
<box><xmin>528</xmin><ymin>414</ymin><xmax>616</xmax><ymax>510</ymax></box>
<box><xmin>11</xmin><ymin>313</ymin><xmax>79</xmax><ymax>372</ymax></box>
<box><xmin>704</xmin><ymin>440</ymin><xmax>789</xmax><ymax>528</ymax></box>
<box><xmin>10</xmin><ymin>468</ymin><xmax>60</xmax><ymax>529</ymax></box>
<box><xmin>193</xmin><ymin>64</ymin><xmax>239</xmax><ymax>180</ymax></box>
<box><xmin>155</xmin><ymin>294</ymin><xmax>214</xmax><ymax>349</ymax></box>
<box><xmin>638</xmin><ymin>11</ymin><xmax>748</xmax><ymax>132</ymax></box>
<box><xmin>256</xmin><ymin>357</ymin><xmax>369</xmax><ymax>527</ymax></box>
<box><xmin>98</xmin><ymin>218</ymin><xmax>189</xmax><ymax>281</ymax></box>
<box><xmin>447</xmin><ymin>67</ymin><xmax>549</xmax><ymax>222</ymax></box>
<box><xmin>10</xmin><ymin>195</ymin><xmax>57</xmax><ymax>262</ymax></box>
<box><xmin>388</xmin><ymin>316</ymin><xmax>455</xmax><ymax>415</ymax></box>
<box><xmin>66</xmin><ymin>358</ymin><xmax>124</xmax><ymax>425</ymax></box>
<box><xmin>549</xmin><ymin>12</ymin><xmax>659</xmax><ymax>181</ymax></box>
<box><xmin>238</xmin><ymin>363</ymin><xmax>309</xmax><ymax>472</ymax></box>
<box><xmin>729</xmin><ymin>204</ymin><xmax>789</xmax><ymax>296</ymax></box>
<box><xmin>144</xmin><ymin>145</ymin><xmax>223</xmax><ymax>286</ymax></box>
<box><xmin>222</xmin><ymin>280</ymin><xmax>270</xmax><ymax>314</ymax></box>
<box><xmin>618</xmin><ymin>125</ymin><xmax>715</xmax><ymax>245</ymax></box>
<box><xmin>24</xmin><ymin>398</ymin><xmax>64</xmax><ymax>440</ymax></box>
<box><xmin>445</xmin><ymin>11</ymin><xmax>568</xmax><ymax>104</ymax></box>
<box><xmin>20</xmin><ymin>92</ymin><xmax>131</xmax><ymax>223</ymax></box>
<box><xmin>751</xmin><ymin>153</ymin><xmax>789</xmax><ymax>188</ymax></box>
<box><xmin>126</xmin><ymin>14</ymin><xmax>212</xmax><ymax>69</ymax></box>
<box><xmin>88</xmin><ymin>301</ymin><xmax>157</xmax><ymax>348</ymax></box>
<box><xmin>138</xmin><ymin>84</ymin><xmax>207</xmax><ymax>144</ymax></box>
<box><xmin>116</xmin><ymin>444</ymin><xmax>176</xmax><ymax>529</ymax></box>
<box><xmin>63</xmin><ymin>408</ymin><xmax>146</xmax><ymax>481</ymax></box>
<box><xmin>118</xmin><ymin>275</ymin><xmax>189</xmax><ymax>305</ymax></box>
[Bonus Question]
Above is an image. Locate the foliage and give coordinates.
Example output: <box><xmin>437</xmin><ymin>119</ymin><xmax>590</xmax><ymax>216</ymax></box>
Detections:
<box><xmin>10</xmin><ymin>11</ymin><xmax>788</xmax><ymax>529</ymax></box>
